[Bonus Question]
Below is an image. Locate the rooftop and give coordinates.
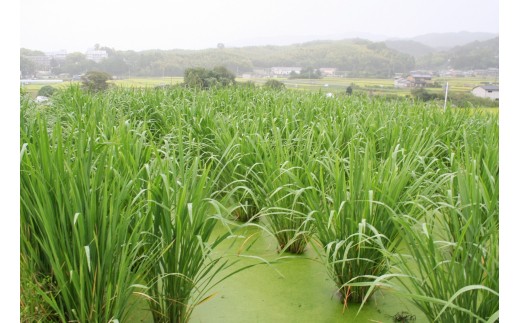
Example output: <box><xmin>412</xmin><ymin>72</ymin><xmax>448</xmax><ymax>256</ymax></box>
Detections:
<box><xmin>477</xmin><ymin>85</ymin><xmax>499</xmax><ymax>91</ymax></box>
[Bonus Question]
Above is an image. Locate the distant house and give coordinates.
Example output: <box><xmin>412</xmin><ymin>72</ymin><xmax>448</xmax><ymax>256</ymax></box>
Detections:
<box><xmin>319</xmin><ymin>68</ymin><xmax>337</xmax><ymax>76</ymax></box>
<box><xmin>271</xmin><ymin>67</ymin><xmax>302</xmax><ymax>76</ymax></box>
<box><xmin>394</xmin><ymin>77</ymin><xmax>412</xmax><ymax>88</ymax></box>
<box><xmin>85</xmin><ymin>50</ymin><xmax>108</xmax><ymax>63</ymax></box>
<box><xmin>471</xmin><ymin>85</ymin><xmax>499</xmax><ymax>100</ymax></box>
<box><xmin>45</xmin><ymin>50</ymin><xmax>68</xmax><ymax>61</ymax></box>
<box><xmin>473</xmin><ymin>68</ymin><xmax>499</xmax><ymax>77</ymax></box>
<box><xmin>406</xmin><ymin>73</ymin><xmax>432</xmax><ymax>87</ymax></box>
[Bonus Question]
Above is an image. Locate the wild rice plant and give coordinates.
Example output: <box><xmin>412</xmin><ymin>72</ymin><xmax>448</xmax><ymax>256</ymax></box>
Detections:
<box><xmin>20</xmin><ymin>87</ymin><xmax>256</xmax><ymax>322</ymax></box>
<box><xmin>20</xmin><ymin>84</ymin><xmax>499</xmax><ymax>321</ymax></box>
<box><xmin>303</xmin><ymin>137</ymin><xmax>437</xmax><ymax>304</ymax></box>
<box><xmin>386</xmin><ymin>152</ymin><xmax>498</xmax><ymax>322</ymax></box>
<box><xmin>207</xmin><ymin>117</ymin><xmax>261</xmax><ymax>222</ymax></box>
<box><xmin>137</xmin><ymin>134</ymin><xmax>255</xmax><ymax>323</ymax></box>
<box><xmin>247</xmin><ymin>125</ymin><xmax>318</xmax><ymax>254</ymax></box>
<box><xmin>20</xmin><ymin>106</ymin><xmax>150</xmax><ymax>322</ymax></box>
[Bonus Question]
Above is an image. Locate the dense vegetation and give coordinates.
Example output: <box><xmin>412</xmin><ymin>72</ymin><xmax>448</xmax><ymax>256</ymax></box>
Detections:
<box><xmin>20</xmin><ymin>35</ymin><xmax>499</xmax><ymax>80</ymax></box>
<box><xmin>20</xmin><ymin>39</ymin><xmax>416</xmax><ymax>78</ymax></box>
<box><xmin>21</xmin><ymin>85</ymin><xmax>498</xmax><ymax>322</ymax></box>
<box><xmin>384</xmin><ymin>32</ymin><xmax>499</xmax><ymax>69</ymax></box>
<box><xmin>36</xmin><ymin>85</ymin><xmax>57</xmax><ymax>97</ymax></box>
<box><xmin>80</xmin><ymin>71</ymin><xmax>113</xmax><ymax>92</ymax></box>
<box><xmin>411</xmin><ymin>88</ymin><xmax>499</xmax><ymax>108</ymax></box>
<box><xmin>415</xmin><ymin>37</ymin><xmax>499</xmax><ymax>70</ymax></box>
<box><xmin>183</xmin><ymin>66</ymin><xmax>236</xmax><ymax>89</ymax></box>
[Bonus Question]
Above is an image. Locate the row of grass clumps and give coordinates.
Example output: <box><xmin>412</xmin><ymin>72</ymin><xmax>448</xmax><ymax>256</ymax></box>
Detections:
<box><xmin>21</xmin><ymin>85</ymin><xmax>498</xmax><ymax>322</ymax></box>
<box><xmin>20</xmin><ymin>86</ymin><xmax>250</xmax><ymax>323</ymax></box>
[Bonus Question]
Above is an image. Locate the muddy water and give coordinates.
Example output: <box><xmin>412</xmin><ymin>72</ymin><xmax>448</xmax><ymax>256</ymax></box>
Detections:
<box><xmin>131</xmin><ymin>222</ymin><xmax>425</xmax><ymax>322</ymax></box>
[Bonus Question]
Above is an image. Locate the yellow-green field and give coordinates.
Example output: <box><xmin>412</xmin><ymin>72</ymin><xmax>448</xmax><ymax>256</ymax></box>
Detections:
<box><xmin>20</xmin><ymin>78</ymin><xmax>184</xmax><ymax>97</ymax></box>
<box><xmin>110</xmin><ymin>77</ymin><xmax>184</xmax><ymax>87</ymax></box>
<box><xmin>21</xmin><ymin>75</ymin><xmax>498</xmax><ymax>101</ymax></box>
<box><xmin>238</xmin><ymin>76</ymin><xmax>498</xmax><ymax>96</ymax></box>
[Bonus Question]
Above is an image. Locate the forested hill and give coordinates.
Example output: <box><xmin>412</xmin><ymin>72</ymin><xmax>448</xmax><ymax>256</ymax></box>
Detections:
<box><xmin>21</xmin><ymin>36</ymin><xmax>498</xmax><ymax>78</ymax></box>
<box><xmin>415</xmin><ymin>37</ymin><xmax>499</xmax><ymax>70</ymax></box>
<box><xmin>120</xmin><ymin>39</ymin><xmax>416</xmax><ymax>78</ymax></box>
<box><xmin>229</xmin><ymin>39</ymin><xmax>415</xmax><ymax>76</ymax></box>
<box><xmin>411</xmin><ymin>31</ymin><xmax>497</xmax><ymax>50</ymax></box>
<box><xmin>21</xmin><ymin>39</ymin><xmax>415</xmax><ymax>78</ymax></box>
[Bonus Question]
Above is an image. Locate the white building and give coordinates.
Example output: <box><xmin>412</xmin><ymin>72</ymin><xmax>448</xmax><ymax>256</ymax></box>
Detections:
<box><xmin>471</xmin><ymin>85</ymin><xmax>499</xmax><ymax>100</ymax></box>
<box><xmin>85</xmin><ymin>50</ymin><xmax>108</xmax><ymax>63</ymax></box>
<box><xmin>394</xmin><ymin>77</ymin><xmax>412</xmax><ymax>88</ymax></box>
<box><xmin>319</xmin><ymin>68</ymin><xmax>337</xmax><ymax>76</ymax></box>
<box><xmin>45</xmin><ymin>50</ymin><xmax>68</xmax><ymax>61</ymax></box>
<box><xmin>271</xmin><ymin>67</ymin><xmax>302</xmax><ymax>76</ymax></box>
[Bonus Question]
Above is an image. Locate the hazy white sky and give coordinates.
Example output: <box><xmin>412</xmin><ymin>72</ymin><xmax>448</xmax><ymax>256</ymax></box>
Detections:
<box><xmin>21</xmin><ymin>0</ymin><xmax>499</xmax><ymax>52</ymax></box>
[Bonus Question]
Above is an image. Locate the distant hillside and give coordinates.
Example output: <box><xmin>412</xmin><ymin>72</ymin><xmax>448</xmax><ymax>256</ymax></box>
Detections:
<box><xmin>411</xmin><ymin>31</ymin><xmax>498</xmax><ymax>50</ymax></box>
<box><xmin>229</xmin><ymin>39</ymin><xmax>414</xmax><ymax>76</ymax></box>
<box><xmin>384</xmin><ymin>40</ymin><xmax>436</xmax><ymax>58</ymax></box>
<box><xmin>448</xmin><ymin>37</ymin><xmax>499</xmax><ymax>69</ymax></box>
<box><xmin>416</xmin><ymin>37</ymin><xmax>499</xmax><ymax>70</ymax></box>
<box><xmin>22</xmin><ymin>33</ymin><xmax>500</xmax><ymax>78</ymax></box>
<box><xmin>39</xmin><ymin>39</ymin><xmax>414</xmax><ymax>78</ymax></box>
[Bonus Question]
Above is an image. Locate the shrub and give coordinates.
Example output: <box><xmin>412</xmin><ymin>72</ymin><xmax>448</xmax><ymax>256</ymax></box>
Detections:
<box><xmin>263</xmin><ymin>79</ymin><xmax>285</xmax><ymax>90</ymax></box>
<box><xmin>184</xmin><ymin>66</ymin><xmax>235</xmax><ymax>89</ymax></box>
<box><xmin>81</xmin><ymin>71</ymin><xmax>112</xmax><ymax>92</ymax></box>
<box><xmin>411</xmin><ymin>88</ymin><xmax>442</xmax><ymax>101</ymax></box>
<box><xmin>37</xmin><ymin>85</ymin><xmax>57</xmax><ymax>97</ymax></box>
<box><xmin>449</xmin><ymin>92</ymin><xmax>499</xmax><ymax>108</ymax></box>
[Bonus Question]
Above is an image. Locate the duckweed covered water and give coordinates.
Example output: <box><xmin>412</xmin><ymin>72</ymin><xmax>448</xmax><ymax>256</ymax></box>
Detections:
<box><xmin>131</xmin><ymin>224</ymin><xmax>425</xmax><ymax>323</ymax></box>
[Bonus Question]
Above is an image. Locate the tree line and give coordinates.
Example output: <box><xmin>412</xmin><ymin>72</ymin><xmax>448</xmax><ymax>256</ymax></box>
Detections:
<box><xmin>20</xmin><ymin>37</ymin><xmax>498</xmax><ymax>79</ymax></box>
<box><xmin>20</xmin><ymin>40</ymin><xmax>415</xmax><ymax>79</ymax></box>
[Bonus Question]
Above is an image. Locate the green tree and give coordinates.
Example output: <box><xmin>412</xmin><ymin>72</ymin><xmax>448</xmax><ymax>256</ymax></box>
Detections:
<box><xmin>288</xmin><ymin>71</ymin><xmax>299</xmax><ymax>79</ymax></box>
<box><xmin>213</xmin><ymin>66</ymin><xmax>235</xmax><ymax>86</ymax></box>
<box><xmin>81</xmin><ymin>71</ymin><xmax>112</xmax><ymax>92</ymax></box>
<box><xmin>411</xmin><ymin>88</ymin><xmax>442</xmax><ymax>101</ymax></box>
<box><xmin>61</xmin><ymin>53</ymin><xmax>96</xmax><ymax>75</ymax></box>
<box><xmin>49</xmin><ymin>58</ymin><xmax>63</xmax><ymax>75</ymax></box>
<box><xmin>37</xmin><ymin>85</ymin><xmax>57</xmax><ymax>97</ymax></box>
<box><xmin>183</xmin><ymin>66</ymin><xmax>235</xmax><ymax>89</ymax></box>
<box><xmin>184</xmin><ymin>67</ymin><xmax>206</xmax><ymax>88</ymax></box>
<box><xmin>20</xmin><ymin>48</ymin><xmax>45</xmax><ymax>56</ymax></box>
<box><xmin>98</xmin><ymin>55</ymin><xmax>129</xmax><ymax>76</ymax></box>
<box><xmin>20</xmin><ymin>56</ymin><xmax>36</xmax><ymax>78</ymax></box>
